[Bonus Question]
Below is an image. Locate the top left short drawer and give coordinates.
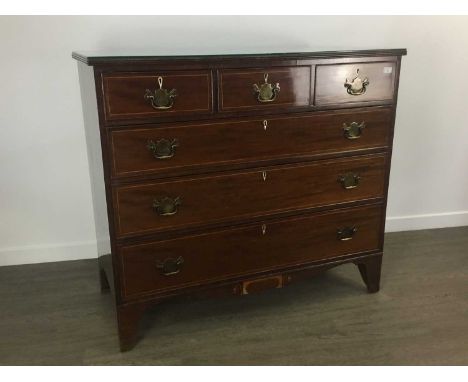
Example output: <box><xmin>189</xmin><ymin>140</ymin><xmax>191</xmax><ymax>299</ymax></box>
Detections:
<box><xmin>101</xmin><ymin>71</ymin><xmax>213</xmax><ymax>123</ymax></box>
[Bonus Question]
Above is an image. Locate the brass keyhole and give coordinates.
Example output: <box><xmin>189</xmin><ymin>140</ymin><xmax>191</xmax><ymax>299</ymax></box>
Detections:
<box><xmin>262</xmin><ymin>171</ymin><xmax>267</xmax><ymax>181</ymax></box>
<box><xmin>261</xmin><ymin>224</ymin><xmax>267</xmax><ymax>235</ymax></box>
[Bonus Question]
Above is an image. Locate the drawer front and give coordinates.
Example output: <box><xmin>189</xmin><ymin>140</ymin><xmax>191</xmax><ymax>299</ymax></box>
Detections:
<box><xmin>102</xmin><ymin>71</ymin><xmax>213</xmax><ymax>121</ymax></box>
<box><xmin>315</xmin><ymin>62</ymin><xmax>396</xmax><ymax>105</ymax></box>
<box><xmin>119</xmin><ymin>204</ymin><xmax>383</xmax><ymax>298</ymax></box>
<box><xmin>110</xmin><ymin>108</ymin><xmax>392</xmax><ymax>178</ymax></box>
<box><xmin>114</xmin><ymin>154</ymin><xmax>387</xmax><ymax>237</ymax></box>
<box><xmin>219</xmin><ymin>67</ymin><xmax>311</xmax><ymax>111</ymax></box>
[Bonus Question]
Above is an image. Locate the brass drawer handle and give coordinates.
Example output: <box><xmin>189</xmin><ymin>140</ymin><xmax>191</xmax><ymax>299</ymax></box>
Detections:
<box><xmin>144</xmin><ymin>76</ymin><xmax>177</xmax><ymax>110</ymax></box>
<box><xmin>343</xmin><ymin>121</ymin><xmax>365</xmax><ymax>139</ymax></box>
<box><xmin>337</xmin><ymin>226</ymin><xmax>357</xmax><ymax>241</ymax></box>
<box><xmin>156</xmin><ymin>256</ymin><xmax>184</xmax><ymax>276</ymax></box>
<box><xmin>153</xmin><ymin>196</ymin><xmax>181</xmax><ymax>216</ymax></box>
<box><xmin>339</xmin><ymin>173</ymin><xmax>361</xmax><ymax>189</ymax></box>
<box><xmin>147</xmin><ymin>138</ymin><xmax>178</xmax><ymax>159</ymax></box>
<box><xmin>253</xmin><ymin>73</ymin><xmax>280</xmax><ymax>103</ymax></box>
<box><xmin>344</xmin><ymin>69</ymin><xmax>369</xmax><ymax>95</ymax></box>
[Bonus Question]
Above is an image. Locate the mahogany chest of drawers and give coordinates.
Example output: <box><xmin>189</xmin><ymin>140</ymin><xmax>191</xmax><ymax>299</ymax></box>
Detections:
<box><xmin>73</xmin><ymin>49</ymin><xmax>406</xmax><ymax>351</ymax></box>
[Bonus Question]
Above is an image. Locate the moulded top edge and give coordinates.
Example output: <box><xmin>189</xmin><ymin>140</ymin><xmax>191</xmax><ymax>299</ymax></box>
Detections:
<box><xmin>72</xmin><ymin>49</ymin><xmax>407</xmax><ymax>66</ymax></box>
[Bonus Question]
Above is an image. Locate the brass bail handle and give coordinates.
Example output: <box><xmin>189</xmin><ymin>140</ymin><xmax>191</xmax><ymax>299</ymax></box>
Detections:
<box><xmin>156</xmin><ymin>256</ymin><xmax>184</xmax><ymax>276</ymax></box>
<box><xmin>345</xmin><ymin>68</ymin><xmax>369</xmax><ymax>96</ymax></box>
<box><xmin>343</xmin><ymin>121</ymin><xmax>366</xmax><ymax>140</ymax></box>
<box><xmin>337</xmin><ymin>226</ymin><xmax>358</xmax><ymax>241</ymax></box>
<box><xmin>147</xmin><ymin>138</ymin><xmax>178</xmax><ymax>160</ymax></box>
<box><xmin>144</xmin><ymin>75</ymin><xmax>177</xmax><ymax>110</ymax></box>
<box><xmin>339</xmin><ymin>173</ymin><xmax>361</xmax><ymax>189</ymax></box>
<box><xmin>253</xmin><ymin>72</ymin><xmax>280</xmax><ymax>102</ymax></box>
<box><xmin>153</xmin><ymin>196</ymin><xmax>181</xmax><ymax>216</ymax></box>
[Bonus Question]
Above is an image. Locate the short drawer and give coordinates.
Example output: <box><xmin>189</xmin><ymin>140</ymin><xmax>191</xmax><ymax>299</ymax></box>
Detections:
<box><xmin>315</xmin><ymin>62</ymin><xmax>396</xmax><ymax>105</ymax></box>
<box><xmin>109</xmin><ymin>107</ymin><xmax>393</xmax><ymax>178</ymax></box>
<box><xmin>119</xmin><ymin>204</ymin><xmax>383</xmax><ymax>299</ymax></box>
<box><xmin>219</xmin><ymin>66</ymin><xmax>311</xmax><ymax>111</ymax></box>
<box><xmin>113</xmin><ymin>154</ymin><xmax>387</xmax><ymax>238</ymax></box>
<box><xmin>102</xmin><ymin>71</ymin><xmax>213</xmax><ymax>122</ymax></box>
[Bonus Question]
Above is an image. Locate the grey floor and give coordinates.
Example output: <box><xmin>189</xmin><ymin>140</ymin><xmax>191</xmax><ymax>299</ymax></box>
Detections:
<box><xmin>0</xmin><ymin>227</ymin><xmax>467</xmax><ymax>365</ymax></box>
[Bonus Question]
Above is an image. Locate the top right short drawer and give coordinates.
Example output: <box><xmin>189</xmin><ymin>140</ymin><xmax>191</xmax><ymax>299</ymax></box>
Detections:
<box><xmin>315</xmin><ymin>62</ymin><xmax>396</xmax><ymax>106</ymax></box>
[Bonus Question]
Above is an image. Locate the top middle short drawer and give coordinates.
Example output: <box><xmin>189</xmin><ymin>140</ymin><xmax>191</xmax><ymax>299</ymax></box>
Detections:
<box><xmin>219</xmin><ymin>66</ymin><xmax>311</xmax><ymax>111</ymax></box>
<box><xmin>102</xmin><ymin>70</ymin><xmax>213</xmax><ymax>122</ymax></box>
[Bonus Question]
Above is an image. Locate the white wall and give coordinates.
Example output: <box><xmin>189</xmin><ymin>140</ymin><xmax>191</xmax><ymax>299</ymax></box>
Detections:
<box><xmin>1</xmin><ymin>16</ymin><xmax>467</xmax><ymax>266</ymax></box>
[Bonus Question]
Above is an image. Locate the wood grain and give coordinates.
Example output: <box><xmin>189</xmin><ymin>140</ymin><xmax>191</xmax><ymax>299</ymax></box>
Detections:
<box><xmin>119</xmin><ymin>204</ymin><xmax>384</xmax><ymax>299</ymax></box>
<box><xmin>315</xmin><ymin>62</ymin><xmax>396</xmax><ymax>105</ymax></box>
<box><xmin>73</xmin><ymin>49</ymin><xmax>406</xmax><ymax>351</ymax></box>
<box><xmin>219</xmin><ymin>66</ymin><xmax>311</xmax><ymax>111</ymax></box>
<box><xmin>110</xmin><ymin>107</ymin><xmax>393</xmax><ymax>179</ymax></box>
<box><xmin>102</xmin><ymin>71</ymin><xmax>213</xmax><ymax>121</ymax></box>
<box><xmin>114</xmin><ymin>154</ymin><xmax>387</xmax><ymax>238</ymax></box>
<box><xmin>73</xmin><ymin>48</ymin><xmax>407</xmax><ymax>66</ymax></box>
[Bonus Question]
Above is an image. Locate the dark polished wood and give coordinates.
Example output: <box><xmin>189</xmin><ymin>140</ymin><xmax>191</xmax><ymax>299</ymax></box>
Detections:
<box><xmin>116</xmin><ymin>302</ymin><xmax>149</xmax><ymax>352</ymax></box>
<box><xmin>114</xmin><ymin>154</ymin><xmax>387</xmax><ymax>238</ymax></box>
<box><xmin>315</xmin><ymin>61</ymin><xmax>396</xmax><ymax>106</ymax></box>
<box><xmin>102</xmin><ymin>70</ymin><xmax>213</xmax><ymax>121</ymax></box>
<box><xmin>110</xmin><ymin>107</ymin><xmax>393</xmax><ymax>179</ymax></box>
<box><xmin>86</xmin><ymin>51</ymin><xmax>406</xmax><ymax>127</ymax></box>
<box><xmin>219</xmin><ymin>66</ymin><xmax>311</xmax><ymax>111</ymax></box>
<box><xmin>119</xmin><ymin>204</ymin><xmax>383</xmax><ymax>300</ymax></box>
<box><xmin>72</xmin><ymin>49</ymin><xmax>407</xmax><ymax>66</ymax></box>
<box><xmin>74</xmin><ymin>48</ymin><xmax>406</xmax><ymax>351</ymax></box>
<box><xmin>354</xmin><ymin>254</ymin><xmax>383</xmax><ymax>293</ymax></box>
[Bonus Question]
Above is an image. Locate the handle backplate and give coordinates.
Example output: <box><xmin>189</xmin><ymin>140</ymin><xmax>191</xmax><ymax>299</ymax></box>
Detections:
<box><xmin>153</xmin><ymin>196</ymin><xmax>181</xmax><ymax>216</ymax></box>
<box><xmin>253</xmin><ymin>73</ymin><xmax>280</xmax><ymax>103</ymax></box>
<box><xmin>344</xmin><ymin>69</ymin><xmax>369</xmax><ymax>96</ymax></box>
<box><xmin>147</xmin><ymin>138</ymin><xmax>178</xmax><ymax>159</ymax></box>
<box><xmin>156</xmin><ymin>256</ymin><xmax>184</xmax><ymax>276</ymax></box>
<box><xmin>339</xmin><ymin>173</ymin><xmax>361</xmax><ymax>189</ymax></box>
<box><xmin>343</xmin><ymin>121</ymin><xmax>366</xmax><ymax>140</ymax></box>
<box><xmin>337</xmin><ymin>226</ymin><xmax>358</xmax><ymax>241</ymax></box>
<box><xmin>144</xmin><ymin>76</ymin><xmax>177</xmax><ymax>109</ymax></box>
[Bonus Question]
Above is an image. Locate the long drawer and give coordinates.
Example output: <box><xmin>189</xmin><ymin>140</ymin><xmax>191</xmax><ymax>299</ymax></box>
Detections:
<box><xmin>113</xmin><ymin>154</ymin><xmax>387</xmax><ymax>238</ymax></box>
<box><xmin>109</xmin><ymin>107</ymin><xmax>392</xmax><ymax>178</ymax></box>
<box><xmin>119</xmin><ymin>204</ymin><xmax>384</xmax><ymax>299</ymax></box>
